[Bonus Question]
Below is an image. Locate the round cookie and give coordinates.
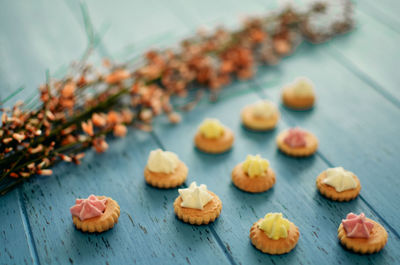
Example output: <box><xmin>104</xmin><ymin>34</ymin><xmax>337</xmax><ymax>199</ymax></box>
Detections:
<box><xmin>338</xmin><ymin>219</ymin><xmax>388</xmax><ymax>254</ymax></box>
<box><xmin>241</xmin><ymin>104</ymin><xmax>280</xmax><ymax>131</ymax></box>
<box><xmin>231</xmin><ymin>163</ymin><xmax>276</xmax><ymax>193</ymax></box>
<box><xmin>316</xmin><ymin>171</ymin><xmax>361</xmax><ymax>201</ymax></box>
<box><xmin>250</xmin><ymin>218</ymin><xmax>300</xmax><ymax>254</ymax></box>
<box><xmin>144</xmin><ymin>161</ymin><xmax>188</xmax><ymax>188</ymax></box>
<box><xmin>174</xmin><ymin>191</ymin><xmax>222</xmax><ymax>225</ymax></box>
<box><xmin>72</xmin><ymin>196</ymin><xmax>120</xmax><ymax>233</ymax></box>
<box><xmin>194</xmin><ymin>127</ymin><xmax>234</xmax><ymax>154</ymax></box>
<box><xmin>276</xmin><ymin>129</ymin><xmax>318</xmax><ymax>157</ymax></box>
<box><xmin>282</xmin><ymin>88</ymin><xmax>315</xmax><ymax>110</ymax></box>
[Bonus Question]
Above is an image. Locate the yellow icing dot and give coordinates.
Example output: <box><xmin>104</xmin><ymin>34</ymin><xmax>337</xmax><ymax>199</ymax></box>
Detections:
<box><xmin>258</xmin><ymin>213</ymin><xmax>290</xmax><ymax>240</ymax></box>
<box><xmin>242</xmin><ymin>154</ymin><xmax>269</xmax><ymax>178</ymax></box>
<box><xmin>199</xmin><ymin>118</ymin><xmax>225</xmax><ymax>139</ymax></box>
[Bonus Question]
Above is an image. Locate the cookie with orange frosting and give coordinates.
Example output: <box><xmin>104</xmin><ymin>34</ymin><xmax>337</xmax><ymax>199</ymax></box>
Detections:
<box><xmin>241</xmin><ymin>100</ymin><xmax>280</xmax><ymax>131</ymax></box>
<box><xmin>316</xmin><ymin>167</ymin><xmax>361</xmax><ymax>201</ymax></box>
<box><xmin>276</xmin><ymin>127</ymin><xmax>318</xmax><ymax>157</ymax></box>
<box><xmin>250</xmin><ymin>213</ymin><xmax>300</xmax><ymax>254</ymax></box>
<box><xmin>338</xmin><ymin>213</ymin><xmax>388</xmax><ymax>254</ymax></box>
<box><xmin>282</xmin><ymin>77</ymin><xmax>315</xmax><ymax>110</ymax></box>
<box><xmin>144</xmin><ymin>149</ymin><xmax>188</xmax><ymax>188</ymax></box>
<box><xmin>70</xmin><ymin>195</ymin><xmax>120</xmax><ymax>233</ymax></box>
<box><xmin>194</xmin><ymin>118</ymin><xmax>234</xmax><ymax>154</ymax></box>
<box><xmin>174</xmin><ymin>182</ymin><xmax>222</xmax><ymax>225</ymax></box>
<box><xmin>232</xmin><ymin>154</ymin><xmax>276</xmax><ymax>193</ymax></box>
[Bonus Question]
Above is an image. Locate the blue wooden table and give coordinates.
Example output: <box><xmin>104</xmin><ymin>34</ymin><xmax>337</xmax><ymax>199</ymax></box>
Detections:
<box><xmin>1</xmin><ymin>0</ymin><xmax>400</xmax><ymax>264</ymax></box>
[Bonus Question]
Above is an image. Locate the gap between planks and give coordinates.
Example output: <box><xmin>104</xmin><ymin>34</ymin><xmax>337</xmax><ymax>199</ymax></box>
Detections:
<box><xmin>17</xmin><ymin>188</ymin><xmax>41</xmax><ymax>265</ymax></box>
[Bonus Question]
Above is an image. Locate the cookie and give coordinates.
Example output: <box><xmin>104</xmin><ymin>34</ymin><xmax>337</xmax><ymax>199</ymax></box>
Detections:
<box><xmin>231</xmin><ymin>162</ymin><xmax>276</xmax><ymax>193</ymax></box>
<box><xmin>194</xmin><ymin>127</ymin><xmax>234</xmax><ymax>154</ymax></box>
<box><xmin>338</xmin><ymin>213</ymin><xmax>388</xmax><ymax>254</ymax></box>
<box><xmin>174</xmin><ymin>191</ymin><xmax>222</xmax><ymax>225</ymax></box>
<box><xmin>250</xmin><ymin>216</ymin><xmax>300</xmax><ymax>254</ymax></box>
<box><xmin>71</xmin><ymin>196</ymin><xmax>120</xmax><ymax>233</ymax></box>
<box><xmin>316</xmin><ymin>169</ymin><xmax>361</xmax><ymax>201</ymax></box>
<box><xmin>145</xmin><ymin>161</ymin><xmax>188</xmax><ymax>188</ymax></box>
<box><xmin>276</xmin><ymin>128</ymin><xmax>318</xmax><ymax>157</ymax></box>
<box><xmin>241</xmin><ymin>101</ymin><xmax>280</xmax><ymax>131</ymax></box>
<box><xmin>282</xmin><ymin>77</ymin><xmax>315</xmax><ymax>110</ymax></box>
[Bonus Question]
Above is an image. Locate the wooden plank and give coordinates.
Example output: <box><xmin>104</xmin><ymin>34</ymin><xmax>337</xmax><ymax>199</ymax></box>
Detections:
<box><xmin>0</xmin><ymin>0</ymin><xmax>87</xmax><ymax>102</ymax></box>
<box><xmin>0</xmin><ymin>190</ymin><xmax>35</xmax><ymax>265</ymax></box>
<box><xmin>356</xmin><ymin>0</ymin><xmax>400</xmax><ymax>32</ymax></box>
<box><xmin>63</xmin><ymin>0</ymin><xmax>189</xmax><ymax>60</ymax></box>
<box><xmin>252</xmin><ymin>42</ymin><xmax>400</xmax><ymax>234</ymax></box>
<box><xmin>19</xmin><ymin>130</ymin><xmax>232</xmax><ymax>265</ymax></box>
<box><xmin>152</xmin><ymin>83</ymin><xmax>400</xmax><ymax>264</ymax></box>
<box><xmin>325</xmin><ymin>9</ymin><xmax>400</xmax><ymax>104</ymax></box>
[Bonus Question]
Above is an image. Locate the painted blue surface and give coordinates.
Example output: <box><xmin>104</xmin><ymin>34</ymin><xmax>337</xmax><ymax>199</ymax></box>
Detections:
<box><xmin>1</xmin><ymin>0</ymin><xmax>400</xmax><ymax>264</ymax></box>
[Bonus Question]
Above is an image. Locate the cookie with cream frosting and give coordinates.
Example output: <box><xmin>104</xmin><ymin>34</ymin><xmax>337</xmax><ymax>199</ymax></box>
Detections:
<box><xmin>250</xmin><ymin>213</ymin><xmax>299</xmax><ymax>254</ymax></box>
<box><xmin>232</xmin><ymin>154</ymin><xmax>276</xmax><ymax>193</ymax></box>
<box><xmin>241</xmin><ymin>100</ymin><xmax>280</xmax><ymax>131</ymax></box>
<box><xmin>194</xmin><ymin>118</ymin><xmax>234</xmax><ymax>154</ymax></box>
<box><xmin>276</xmin><ymin>127</ymin><xmax>318</xmax><ymax>157</ymax></box>
<box><xmin>70</xmin><ymin>195</ymin><xmax>120</xmax><ymax>233</ymax></box>
<box><xmin>144</xmin><ymin>149</ymin><xmax>188</xmax><ymax>188</ymax></box>
<box><xmin>282</xmin><ymin>77</ymin><xmax>315</xmax><ymax>110</ymax></box>
<box><xmin>338</xmin><ymin>213</ymin><xmax>388</xmax><ymax>254</ymax></box>
<box><xmin>174</xmin><ymin>182</ymin><xmax>222</xmax><ymax>225</ymax></box>
<box><xmin>316</xmin><ymin>167</ymin><xmax>361</xmax><ymax>201</ymax></box>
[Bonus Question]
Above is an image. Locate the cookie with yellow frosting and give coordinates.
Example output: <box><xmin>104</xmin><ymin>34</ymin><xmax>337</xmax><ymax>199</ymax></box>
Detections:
<box><xmin>282</xmin><ymin>77</ymin><xmax>315</xmax><ymax>110</ymax></box>
<box><xmin>144</xmin><ymin>149</ymin><xmax>188</xmax><ymax>188</ymax></box>
<box><xmin>194</xmin><ymin>118</ymin><xmax>234</xmax><ymax>154</ymax></box>
<box><xmin>232</xmin><ymin>155</ymin><xmax>276</xmax><ymax>193</ymax></box>
<box><xmin>250</xmin><ymin>213</ymin><xmax>299</xmax><ymax>254</ymax></box>
<box><xmin>174</xmin><ymin>182</ymin><xmax>222</xmax><ymax>225</ymax></box>
<box><xmin>70</xmin><ymin>195</ymin><xmax>120</xmax><ymax>233</ymax></box>
<box><xmin>316</xmin><ymin>167</ymin><xmax>361</xmax><ymax>201</ymax></box>
<box><xmin>338</xmin><ymin>213</ymin><xmax>388</xmax><ymax>254</ymax></box>
<box><xmin>276</xmin><ymin>127</ymin><xmax>318</xmax><ymax>157</ymax></box>
<box><xmin>241</xmin><ymin>100</ymin><xmax>280</xmax><ymax>131</ymax></box>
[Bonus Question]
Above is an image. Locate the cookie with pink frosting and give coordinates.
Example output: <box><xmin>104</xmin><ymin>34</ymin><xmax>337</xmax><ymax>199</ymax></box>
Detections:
<box><xmin>276</xmin><ymin>127</ymin><xmax>318</xmax><ymax>157</ymax></box>
<box><xmin>70</xmin><ymin>195</ymin><xmax>120</xmax><ymax>233</ymax></box>
<box><xmin>338</xmin><ymin>212</ymin><xmax>388</xmax><ymax>254</ymax></box>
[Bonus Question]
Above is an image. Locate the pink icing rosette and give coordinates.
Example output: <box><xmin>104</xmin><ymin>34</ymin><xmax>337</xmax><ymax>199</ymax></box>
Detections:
<box><xmin>70</xmin><ymin>194</ymin><xmax>107</xmax><ymax>221</ymax></box>
<box><xmin>342</xmin><ymin>213</ymin><xmax>374</xmax><ymax>238</ymax></box>
<box><xmin>283</xmin><ymin>127</ymin><xmax>307</xmax><ymax>148</ymax></box>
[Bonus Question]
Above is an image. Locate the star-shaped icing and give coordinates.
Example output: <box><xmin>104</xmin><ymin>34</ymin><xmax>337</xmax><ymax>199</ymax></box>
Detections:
<box><xmin>178</xmin><ymin>182</ymin><xmax>213</xmax><ymax>210</ymax></box>
<box><xmin>70</xmin><ymin>194</ymin><xmax>107</xmax><ymax>221</ymax></box>
<box><xmin>342</xmin><ymin>213</ymin><xmax>374</xmax><ymax>238</ymax></box>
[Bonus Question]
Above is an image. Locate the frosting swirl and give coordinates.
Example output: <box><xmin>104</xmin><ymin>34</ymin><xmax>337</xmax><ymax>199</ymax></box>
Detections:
<box><xmin>242</xmin><ymin>154</ymin><xmax>269</xmax><ymax>178</ymax></box>
<box><xmin>147</xmin><ymin>149</ymin><xmax>179</xmax><ymax>173</ymax></box>
<box><xmin>199</xmin><ymin>118</ymin><xmax>225</xmax><ymax>139</ymax></box>
<box><xmin>70</xmin><ymin>195</ymin><xmax>107</xmax><ymax>221</ymax></box>
<box><xmin>259</xmin><ymin>213</ymin><xmax>290</xmax><ymax>240</ymax></box>
<box><xmin>284</xmin><ymin>127</ymin><xmax>307</xmax><ymax>148</ymax></box>
<box><xmin>342</xmin><ymin>213</ymin><xmax>374</xmax><ymax>238</ymax></box>
<box><xmin>178</xmin><ymin>182</ymin><xmax>213</xmax><ymax>210</ymax></box>
<box><xmin>289</xmin><ymin>77</ymin><xmax>314</xmax><ymax>97</ymax></box>
<box><xmin>252</xmin><ymin>100</ymin><xmax>276</xmax><ymax>119</ymax></box>
<box><xmin>323</xmin><ymin>167</ymin><xmax>357</xmax><ymax>192</ymax></box>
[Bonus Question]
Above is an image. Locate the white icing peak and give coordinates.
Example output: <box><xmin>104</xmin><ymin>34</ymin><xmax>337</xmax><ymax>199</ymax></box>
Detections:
<box><xmin>289</xmin><ymin>77</ymin><xmax>314</xmax><ymax>97</ymax></box>
<box><xmin>147</xmin><ymin>149</ymin><xmax>179</xmax><ymax>174</ymax></box>
<box><xmin>178</xmin><ymin>182</ymin><xmax>213</xmax><ymax>210</ymax></box>
<box><xmin>323</xmin><ymin>167</ymin><xmax>357</xmax><ymax>192</ymax></box>
<box><xmin>252</xmin><ymin>100</ymin><xmax>276</xmax><ymax>119</ymax></box>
